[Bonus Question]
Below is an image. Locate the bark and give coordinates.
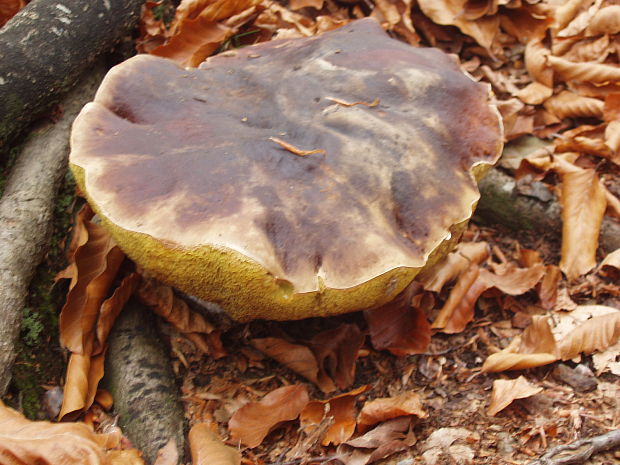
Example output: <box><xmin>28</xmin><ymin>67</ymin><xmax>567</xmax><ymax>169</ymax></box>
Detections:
<box><xmin>104</xmin><ymin>300</ymin><xmax>186</xmax><ymax>464</ymax></box>
<box><xmin>0</xmin><ymin>62</ymin><xmax>108</xmax><ymax>396</ymax></box>
<box><xmin>0</xmin><ymin>0</ymin><xmax>143</xmax><ymax>151</ymax></box>
<box><xmin>475</xmin><ymin>168</ymin><xmax>620</xmax><ymax>253</ymax></box>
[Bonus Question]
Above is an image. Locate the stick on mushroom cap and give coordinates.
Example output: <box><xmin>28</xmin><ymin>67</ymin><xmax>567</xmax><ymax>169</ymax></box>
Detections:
<box><xmin>70</xmin><ymin>19</ymin><xmax>503</xmax><ymax>321</ymax></box>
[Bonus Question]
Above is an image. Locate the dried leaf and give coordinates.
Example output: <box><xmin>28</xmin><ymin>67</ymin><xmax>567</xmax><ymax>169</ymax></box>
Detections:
<box><xmin>432</xmin><ymin>265</ymin><xmax>489</xmax><ymax>333</ymax></box>
<box><xmin>153</xmin><ymin>439</ymin><xmax>179</xmax><ymax>465</ymax></box>
<box><xmin>107</xmin><ymin>449</ymin><xmax>146</xmax><ymax>465</ymax></box>
<box><xmin>0</xmin><ymin>0</ymin><xmax>24</xmax><ymax>27</ymax></box>
<box><xmin>421</xmin><ymin>427</ymin><xmax>479</xmax><ymax>465</ymax></box>
<box><xmin>482</xmin><ymin>316</ymin><xmax>559</xmax><ymax>372</ymax></box>
<box><xmin>289</xmin><ymin>0</ymin><xmax>324</xmax><ymax>10</ymax></box>
<box><xmin>587</xmin><ymin>5</ymin><xmax>620</xmax><ymax>36</ymax></box>
<box><xmin>559</xmin><ymin>167</ymin><xmax>607</xmax><ymax>279</ymax></box>
<box><xmin>229</xmin><ymin>385</ymin><xmax>309</xmax><ymax>447</ymax></box>
<box><xmin>190</xmin><ymin>423</ymin><xmax>240</xmax><ymax>465</ymax></box>
<box><xmin>538</xmin><ymin>265</ymin><xmax>561</xmax><ymax>310</ymax></box>
<box><xmin>524</xmin><ymin>39</ymin><xmax>553</xmax><ymax>87</ymax></box>
<box><xmin>151</xmin><ymin>17</ymin><xmax>232</xmax><ymax>67</ymax></box>
<box><xmin>544</xmin><ymin>91</ymin><xmax>605</xmax><ymax>119</ymax></box>
<box><xmin>251</xmin><ymin>337</ymin><xmax>333</xmax><ymax>393</ymax></box>
<box><xmin>517</xmin><ymin>82</ymin><xmax>553</xmax><ymax>105</ymax></box>
<box><xmin>60</xmin><ymin>220</ymin><xmax>125</xmax><ymax>355</ymax></box>
<box><xmin>0</xmin><ymin>400</ymin><xmax>113</xmax><ymax>464</ymax></box>
<box><xmin>417</xmin><ymin>0</ymin><xmax>499</xmax><ymax>50</ymax></box>
<box><xmin>487</xmin><ymin>376</ymin><xmax>542</xmax><ymax>416</ymax></box>
<box><xmin>480</xmin><ymin>262</ymin><xmax>546</xmax><ymax>295</ymax></box>
<box><xmin>557</xmin><ymin>0</ymin><xmax>602</xmax><ymax>37</ymax></box>
<box><xmin>357</xmin><ymin>391</ymin><xmax>426</xmax><ymax>433</ymax></box>
<box><xmin>137</xmin><ymin>278</ymin><xmax>214</xmax><ymax>334</ymax></box>
<box><xmin>95</xmin><ymin>272</ymin><xmax>141</xmax><ymax>354</ymax></box>
<box><xmin>417</xmin><ymin>242</ymin><xmax>489</xmax><ymax>292</ymax></box>
<box><xmin>59</xmin><ymin>351</ymin><xmax>106</xmax><ymax>421</ymax></box>
<box><xmin>309</xmin><ymin>324</ymin><xmax>365</xmax><ymax>390</ymax></box>
<box><xmin>559</xmin><ymin>311</ymin><xmax>620</xmax><ymax>360</ymax></box>
<box><xmin>365</xmin><ymin>284</ymin><xmax>431</xmax><ymax>355</ymax></box>
<box><xmin>345</xmin><ymin>416</ymin><xmax>411</xmax><ymax>449</ymax></box>
<box><xmin>547</xmin><ymin>55</ymin><xmax>620</xmax><ymax>84</ymax></box>
<box><xmin>604</xmin><ymin>120</ymin><xmax>620</xmax><ymax>155</ymax></box>
<box><xmin>601</xmin><ymin>248</ymin><xmax>620</xmax><ymax>271</ymax></box>
<box><xmin>300</xmin><ymin>386</ymin><xmax>369</xmax><ymax>446</ymax></box>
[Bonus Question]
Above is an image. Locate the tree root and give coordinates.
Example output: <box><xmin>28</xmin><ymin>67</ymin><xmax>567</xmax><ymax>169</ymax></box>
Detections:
<box><xmin>527</xmin><ymin>429</ymin><xmax>620</xmax><ymax>465</ymax></box>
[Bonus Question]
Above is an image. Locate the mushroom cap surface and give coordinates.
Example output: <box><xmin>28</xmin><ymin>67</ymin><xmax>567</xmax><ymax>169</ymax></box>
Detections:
<box><xmin>70</xmin><ymin>18</ymin><xmax>503</xmax><ymax>321</ymax></box>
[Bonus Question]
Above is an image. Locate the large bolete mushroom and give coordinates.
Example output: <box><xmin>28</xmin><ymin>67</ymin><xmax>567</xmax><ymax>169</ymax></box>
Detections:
<box><xmin>69</xmin><ymin>19</ymin><xmax>503</xmax><ymax>321</ymax></box>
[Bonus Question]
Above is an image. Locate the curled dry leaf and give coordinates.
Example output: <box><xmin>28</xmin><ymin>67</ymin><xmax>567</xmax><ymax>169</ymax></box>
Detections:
<box><xmin>517</xmin><ymin>82</ymin><xmax>553</xmax><ymax>105</ymax></box>
<box><xmin>601</xmin><ymin>248</ymin><xmax>620</xmax><ymax>272</ymax></box>
<box><xmin>417</xmin><ymin>0</ymin><xmax>499</xmax><ymax>50</ymax></box>
<box><xmin>190</xmin><ymin>423</ymin><xmax>240</xmax><ymax>465</ymax></box>
<box><xmin>289</xmin><ymin>0</ymin><xmax>324</xmax><ymax>10</ymax></box>
<box><xmin>481</xmin><ymin>262</ymin><xmax>546</xmax><ymax>295</ymax></box>
<box><xmin>538</xmin><ymin>265</ymin><xmax>562</xmax><ymax>310</ymax></box>
<box><xmin>59</xmin><ymin>352</ymin><xmax>106</xmax><ymax>421</ymax></box>
<box><xmin>417</xmin><ymin>241</ymin><xmax>489</xmax><ymax>293</ymax></box>
<box><xmin>558</xmin><ymin>311</ymin><xmax>620</xmax><ymax>360</ymax></box>
<box><xmin>0</xmin><ymin>0</ymin><xmax>24</xmax><ymax>27</ymax></box>
<box><xmin>60</xmin><ymin>220</ymin><xmax>125</xmax><ymax>355</ymax></box>
<box><xmin>137</xmin><ymin>277</ymin><xmax>214</xmax><ymax>335</ymax></box>
<box><xmin>547</xmin><ymin>55</ymin><xmax>620</xmax><ymax>84</ymax></box>
<box><xmin>107</xmin><ymin>449</ymin><xmax>146</xmax><ymax>465</ymax></box>
<box><xmin>0</xmin><ymin>400</ymin><xmax>115</xmax><ymax>464</ymax></box>
<box><xmin>228</xmin><ymin>385</ymin><xmax>309</xmax><ymax>448</ymax></box>
<box><xmin>604</xmin><ymin>120</ymin><xmax>620</xmax><ymax>155</ymax></box>
<box><xmin>300</xmin><ymin>386</ymin><xmax>369</xmax><ymax>446</ymax></box>
<box><xmin>587</xmin><ymin>5</ymin><xmax>620</xmax><ymax>36</ymax></box>
<box><xmin>544</xmin><ymin>91</ymin><xmax>605</xmax><ymax>119</ymax></box>
<box><xmin>309</xmin><ymin>323</ymin><xmax>365</xmax><ymax>390</ymax></box>
<box><xmin>559</xmin><ymin>166</ymin><xmax>607</xmax><ymax>280</ymax></box>
<box><xmin>487</xmin><ymin>376</ymin><xmax>542</xmax><ymax>416</ymax></box>
<box><xmin>482</xmin><ymin>316</ymin><xmax>559</xmax><ymax>372</ymax></box>
<box><xmin>365</xmin><ymin>283</ymin><xmax>431</xmax><ymax>355</ymax></box>
<box><xmin>250</xmin><ymin>337</ymin><xmax>333</xmax><ymax>393</ymax></box>
<box><xmin>525</xmin><ymin>39</ymin><xmax>553</xmax><ymax>87</ymax></box>
<box><xmin>553</xmin><ymin>0</ymin><xmax>585</xmax><ymax>31</ymax></box>
<box><xmin>357</xmin><ymin>391</ymin><xmax>426</xmax><ymax>433</ymax></box>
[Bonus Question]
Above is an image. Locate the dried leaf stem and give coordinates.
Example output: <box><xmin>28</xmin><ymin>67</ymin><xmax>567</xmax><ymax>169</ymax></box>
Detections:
<box><xmin>269</xmin><ymin>137</ymin><xmax>326</xmax><ymax>156</ymax></box>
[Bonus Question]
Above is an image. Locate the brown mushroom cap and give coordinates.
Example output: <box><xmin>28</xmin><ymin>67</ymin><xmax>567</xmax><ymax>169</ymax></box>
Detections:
<box><xmin>70</xmin><ymin>18</ymin><xmax>503</xmax><ymax>321</ymax></box>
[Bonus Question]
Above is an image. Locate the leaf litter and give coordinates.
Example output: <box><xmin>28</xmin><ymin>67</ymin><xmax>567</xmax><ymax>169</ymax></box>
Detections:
<box><xmin>6</xmin><ymin>0</ymin><xmax>620</xmax><ymax>463</ymax></box>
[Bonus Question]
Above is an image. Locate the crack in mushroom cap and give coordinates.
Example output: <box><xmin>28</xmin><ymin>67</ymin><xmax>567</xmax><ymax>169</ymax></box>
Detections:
<box><xmin>70</xmin><ymin>18</ymin><xmax>502</xmax><ymax>320</ymax></box>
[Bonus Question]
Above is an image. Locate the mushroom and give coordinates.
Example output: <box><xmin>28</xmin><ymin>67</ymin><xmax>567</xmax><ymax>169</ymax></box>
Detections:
<box><xmin>69</xmin><ymin>18</ymin><xmax>503</xmax><ymax>321</ymax></box>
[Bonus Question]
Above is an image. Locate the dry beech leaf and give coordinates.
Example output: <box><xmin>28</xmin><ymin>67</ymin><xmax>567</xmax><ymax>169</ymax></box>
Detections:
<box><xmin>309</xmin><ymin>323</ymin><xmax>365</xmax><ymax>390</ymax></box>
<box><xmin>559</xmin><ymin>166</ymin><xmax>607</xmax><ymax>280</ymax></box>
<box><xmin>482</xmin><ymin>316</ymin><xmax>559</xmax><ymax>372</ymax></box>
<box><xmin>605</xmin><ymin>120</ymin><xmax>620</xmax><ymax>155</ymax></box>
<box><xmin>0</xmin><ymin>400</ymin><xmax>114</xmax><ymax>464</ymax></box>
<box><xmin>229</xmin><ymin>385</ymin><xmax>309</xmax><ymax>448</ymax></box>
<box><xmin>137</xmin><ymin>277</ymin><xmax>214</xmax><ymax>335</ymax></box>
<box><xmin>289</xmin><ymin>0</ymin><xmax>324</xmax><ymax>10</ymax></box>
<box><xmin>357</xmin><ymin>391</ymin><xmax>426</xmax><ymax>433</ymax></box>
<box><xmin>151</xmin><ymin>17</ymin><xmax>232</xmax><ymax>67</ymax></box>
<box><xmin>432</xmin><ymin>264</ymin><xmax>489</xmax><ymax>334</ymax></box>
<box><xmin>553</xmin><ymin>0</ymin><xmax>585</xmax><ymax>31</ymax></box>
<box><xmin>59</xmin><ymin>220</ymin><xmax>125</xmax><ymax>355</ymax></box>
<box><xmin>300</xmin><ymin>386</ymin><xmax>369</xmax><ymax>446</ymax></box>
<box><xmin>601</xmin><ymin>248</ymin><xmax>620</xmax><ymax>271</ymax></box>
<box><xmin>559</xmin><ymin>311</ymin><xmax>620</xmax><ymax>360</ymax></box>
<box><xmin>59</xmin><ymin>351</ymin><xmax>106</xmax><ymax>421</ymax></box>
<box><xmin>417</xmin><ymin>241</ymin><xmax>489</xmax><ymax>292</ymax></box>
<box><xmin>561</xmin><ymin>34</ymin><xmax>611</xmax><ymax>63</ymax></box>
<box><xmin>94</xmin><ymin>389</ymin><xmax>114</xmax><ymax>411</ymax></box>
<box><xmin>250</xmin><ymin>337</ymin><xmax>333</xmax><ymax>393</ymax></box>
<box><xmin>0</xmin><ymin>0</ymin><xmax>24</xmax><ymax>27</ymax></box>
<box><xmin>365</xmin><ymin>284</ymin><xmax>431</xmax><ymax>355</ymax></box>
<box><xmin>525</xmin><ymin>39</ymin><xmax>553</xmax><ymax>87</ymax></box>
<box><xmin>547</xmin><ymin>55</ymin><xmax>620</xmax><ymax>84</ymax></box>
<box><xmin>517</xmin><ymin>82</ymin><xmax>553</xmax><ymax>105</ymax></box>
<box><xmin>557</xmin><ymin>0</ymin><xmax>602</xmax><ymax>38</ymax></box>
<box><xmin>417</xmin><ymin>0</ymin><xmax>499</xmax><ymax>50</ymax></box>
<box><xmin>481</xmin><ymin>262</ymin><xmax>546</xmax><ymax>295</ymax></box>
<box><xmin>587</xmin><ymin>5</ymin><xmax>620</xmax><ymax>36</ymax></box>
<box><xmin>107</xmin><ymin>449</ymin><xmax>146</xmax><ymax>465</ymax></box>
<box><xmin>538</xmin><ymin>265</ymin><xmax>562</xmax><ymax>310</ymax></box>
<box><xmin>544</xmin><ymin>91</ymin><xmax>604</xmax><ymax>119</ymax></box>
<box><xmin>56</xmin><ymin>204</ymin><xmax>95</xmax><ymax>285</ymax></box>
<box><xmin>190</xmin><ymin>423</ymin><xmax>240</xmax><ymax>465</ymax></box>
<box><xmin>95</xmin><ymin>272</ymin><xmax>141</xmax><ymax>354</ymax></box>
<box><xmin>487</xmin><ymin>376</ymin><xmax>542</xmax><ymax>416</ymax></box>
<box><xmin>345</xmin><ymin>416</ymin><xmax>411</xmax><ymax>449</ymax></box>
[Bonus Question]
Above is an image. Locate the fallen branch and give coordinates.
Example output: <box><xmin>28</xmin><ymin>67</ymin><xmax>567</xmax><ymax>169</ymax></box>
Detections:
<box><xmin>475</xmin><ymin>168</ymin><xmax>620</xmax><ymax>253</ymax></box>
<box><xmin>0</xmin><ymin>0</ymin><xmax>143</xmax><ymax>151</ymax></box>
<box><xmin>0</xmin><ymin>62</ymin><xmax>107</xmax><ymax>396</ymax></box>
<box><xmin>527</xmin><ymin>429</ymin><xmax>620</xmax><ymax>465</ymax></box>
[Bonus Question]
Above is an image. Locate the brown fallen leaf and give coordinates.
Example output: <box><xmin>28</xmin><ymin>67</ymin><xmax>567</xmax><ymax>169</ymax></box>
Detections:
<box><xmin>345</xmin><ymin>416</ymin><xmax>412</xmax><ymax>449</ymax></box>
<box><xmin>482</xmin><ymin>316</ymin><xmax>559</xmax><ymax>372</ymax></box>
<box><xmin>365</xmin><ymin>283</ymin><xmax>431</xmax><ymax>355</ymax></box>
<box><xmin>544</xmin><ymin>91</ymin><xmax>605</xmax><ymax>119</ymax></box>
<box><xmin>190</xmin><ymin>423</ymin><xmax>240</xmax><ymax>465</ymax></box>
<box><xmin>59</xmin><ymin>351</ymin><xmax>106</xmax><ymax>421</ymax></box>
<box><xmin>538</xmin><ymin>265</ymin><xmax>562</xmax><ymax>310</ymax></box>
<box><xmin>0</xmin><ymin>399</ymin><xmax>116</xmax><ymax>464</ymax></box>
<box><xmin>300</xmin><ymin>385</ymin><xmax>369</xmax><ymax>446</ymax></box>
<box><xmin>107</xmin><ymin>449</ymin><xmax>146</xmax><ymax>465</ymax></box>
<box><xmin>481</xmin><ymin>262</ymin><xmax>546</xmax><ymax>295</ymax></box>
<box><xmin>559</xmin><ymin>166</ymin><xmax>607</xmax><ymax>280</ymax></box>
<box><xmin>487</xmin><ymin>376</ymin><xmax>542</xmax><ymax>416</ymax></box>
<box><xmin>251</xmin><ymin>337</ymin><xmax>334</xmax><ymax>393</ymax></box>
<box><xmin>547</xmin><ymin>55</ymin><xmax>620</xmax><ymax>84</ymax></box>
<box><xmin>59</xmin><ymin>219</ymin><xmax>125</xmax><ymax>355</ymax></box>
<box><xmin>601</xmin><ymin>248</ymin><xmax>620</xmax><ymax>273</ymax></box>
<box><xmin>229</xmin><ymin>384</ymin><xmax>310</xmax><ymax>448</ymax></box>
<box><xmin>559</xmin><ymin>311</ymin><xmax>620</xmax><ymax>360</ymax></box>
<box><xmin>308</xmin><ymin>323</ymin><xmax>365</xmax><ymax>390</ymax></box>
<box><xmin>0</xmin><ymin>0</ymin><xmax>24</xmax><ymax>28</ymax></box>
<box><xmin>357</xmin><ymin>391</ymin><xmax>426</xmax><ymax>433</ymax></box>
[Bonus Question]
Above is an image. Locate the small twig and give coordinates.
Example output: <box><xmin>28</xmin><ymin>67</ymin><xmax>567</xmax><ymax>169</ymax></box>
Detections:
<box><xmin>269</xmin><ymin>137</ymin><xmax>326</xmax><ymax>156</ymax></box>
<box><xmin>527</xmin><ymin>429</ymin><xmax>620</xmax><ymax>465</ymax></box>
<box><xmin>269</xmin><ymin>456</ymin><xmax>341</xmax><ymax>465</ymax></box>
<box><xmin>325</xmin><ymin>96</ymin><xmax>379</xmax><ymax>107</ymax></box>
